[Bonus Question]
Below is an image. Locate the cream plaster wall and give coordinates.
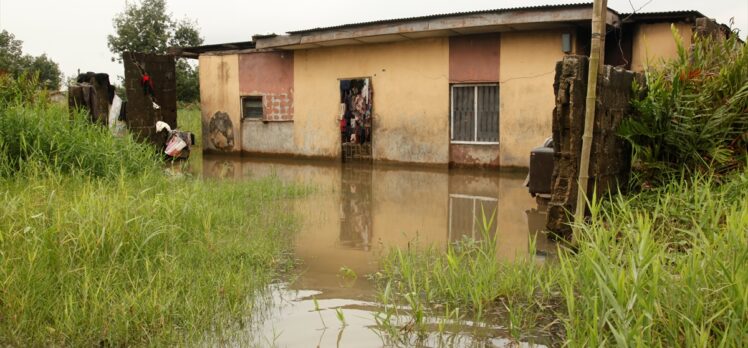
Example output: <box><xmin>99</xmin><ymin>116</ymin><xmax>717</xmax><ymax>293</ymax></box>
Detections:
<box><xmin>631</xmin><ymin>22</ymin><xmax>693</xmax><ymax>72</ymax></box>
<box><xmin>293</xmin><ymin>38</ymin><xmax>450</xmax><ymax>164</ymax></box>
<box><xmin>499</xmin><ymin>30</ymin><xmax>567</xmax><ymax>168</ymax></box>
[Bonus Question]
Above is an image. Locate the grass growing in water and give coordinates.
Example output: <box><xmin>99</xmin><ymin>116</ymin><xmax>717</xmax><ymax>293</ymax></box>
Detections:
<box><xmin>0</xmin><ymin>173</ymin><xmax>307</xmax><ymax>346</ymax></box>
<box><xmin>375</xmin><ymin>170</ymin><xmax>748</xmax><ymax>346</ymax></box>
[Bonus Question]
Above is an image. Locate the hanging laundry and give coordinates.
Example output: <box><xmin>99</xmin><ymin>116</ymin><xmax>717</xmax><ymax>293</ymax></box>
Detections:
<box><xmin>140</xmin><ymin>73</ymin><xmax>155</xmax><ymax>97</ymax></box>
<box><xmin>362</xmin><ymin>79</ymin><xmax>370</xmax><ymax>105</ymax></box>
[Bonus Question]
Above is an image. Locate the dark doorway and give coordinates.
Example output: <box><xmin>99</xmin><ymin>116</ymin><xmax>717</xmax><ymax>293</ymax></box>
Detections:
<box><xmin>339</xmin><ymin>78</ymin><xmax>372</xmax><ymax>162</ymax></box>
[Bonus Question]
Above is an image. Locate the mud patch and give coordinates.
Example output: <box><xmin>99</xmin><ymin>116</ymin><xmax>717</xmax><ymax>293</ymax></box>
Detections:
<box><xmin>208</xmin><ymin>111</ymin><xmax>235</xmax><ymax>151</ymax></box>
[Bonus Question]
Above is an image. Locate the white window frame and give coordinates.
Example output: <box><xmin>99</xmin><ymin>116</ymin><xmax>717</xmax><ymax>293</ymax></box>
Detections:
<box><xmin>450</xmin><ymin>84</ymin><xmax>500</xmax><ymax>145</ymax></box>
<box><xmin>448</xmin><ymin>193</ymin><xmax>499</xmax><ymax>241</ymax></box>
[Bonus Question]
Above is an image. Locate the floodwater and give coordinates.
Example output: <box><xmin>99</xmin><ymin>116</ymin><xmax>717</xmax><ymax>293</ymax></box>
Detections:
<box><xmin>200</xmin><ymin>155</ymin><xmax>554</xmax><ymax>347</ymax></box>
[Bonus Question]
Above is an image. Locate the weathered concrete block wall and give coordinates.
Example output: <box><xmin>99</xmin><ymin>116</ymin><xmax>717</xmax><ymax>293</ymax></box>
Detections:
<box><xmin>547</xmin><ymin>55</ymin><xmax>637</xmax><ymax>236</ymax></box>
<box><xmin>68</xmin><ymin>84</ymin><xmax>107</xmax><ymax>125</ymax></box>
<box><xmin>693</xmin><ymin>17</ymin><xmax>728</xmax><ymax>40</ymax></box>
<box><xmin>123</xmin><ymin>53</ymin><xmax>177</xmax><ymax>145</ymax></box>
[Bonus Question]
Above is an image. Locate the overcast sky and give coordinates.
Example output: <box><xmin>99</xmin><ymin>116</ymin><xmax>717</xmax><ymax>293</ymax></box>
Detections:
<box><xmin>1</xmin><ymin>0</ymin><xmax>746</xmax><ymax>85</ymax></box>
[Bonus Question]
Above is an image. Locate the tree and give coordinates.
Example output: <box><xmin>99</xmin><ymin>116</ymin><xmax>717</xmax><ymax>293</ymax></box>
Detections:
<box><xmin>107</xmin><ymin>0</ymin><xmax>203</xmax><ymax>103</ymax></box>
<box><xmin>0</xmin><ymin>30</ymin><xmax>62</xmax><ymax>90</ymax></box>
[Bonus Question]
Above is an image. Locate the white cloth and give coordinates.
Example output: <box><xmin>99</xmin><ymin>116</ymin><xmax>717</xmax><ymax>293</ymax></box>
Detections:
<box><xmin>107</xmin><ymin>95</ymin><xmax>122</xmax><ymax>129</ymax></box>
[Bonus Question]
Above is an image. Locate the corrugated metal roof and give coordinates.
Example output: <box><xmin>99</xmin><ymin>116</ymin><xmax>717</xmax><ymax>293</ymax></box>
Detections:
<box><xmin>287</xmin><ymin>3</ymin><xmax>597</xmax><ymax>34</ymax></box>
<box><xmin>619</xmin><ymin>10</ymin><xmax>705</xmax><ymax>22</ymax></box>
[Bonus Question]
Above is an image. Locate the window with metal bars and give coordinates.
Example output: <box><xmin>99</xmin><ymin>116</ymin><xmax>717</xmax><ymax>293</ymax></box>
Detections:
<box><xmin>450</xmin><ymin>84</ymin><xmax>499</xmax><ymax>143</ymax></box>
<box><xmin>241</xmin><ymin>96</ymin><xmax>264</xmax><ymax>119</ymax></box>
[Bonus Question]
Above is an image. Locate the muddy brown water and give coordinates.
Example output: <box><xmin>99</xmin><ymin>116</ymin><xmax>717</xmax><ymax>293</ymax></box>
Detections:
<box><xmin>199</xmin><ymin>155</ymin><xmax>554</xmax><ymax>347</ymax></box>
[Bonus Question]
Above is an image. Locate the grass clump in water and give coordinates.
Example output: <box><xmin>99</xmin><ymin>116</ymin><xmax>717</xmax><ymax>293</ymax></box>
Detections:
<box><xmin>374</xmin><ymin>212</ymin><xmax>561</xmax><ymax>346</ymax></box>
<box><xmin>375</xmin><ymin>169</ymin><xmax>748</xmax><ymax>346</ymax></box>
<box><xmin>0</xmin><ymin>173</ymin><xmax>306</xmax><ymax>346</ymax></box>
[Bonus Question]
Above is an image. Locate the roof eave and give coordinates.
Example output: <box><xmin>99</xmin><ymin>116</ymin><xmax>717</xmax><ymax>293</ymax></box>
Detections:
<box><xmin>256</xmin><ymin>5</ymin><xmax>619</xmax><ymax>50</ymax></box>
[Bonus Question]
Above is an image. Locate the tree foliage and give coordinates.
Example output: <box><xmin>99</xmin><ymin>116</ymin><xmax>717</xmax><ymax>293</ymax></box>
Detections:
<box><xmin>0</xmin><ymin>30</ymin><xmax>62</xmax><ymax>90</ymax></box>
<box><xmin>107</xmin><ymin>0</ymin><xmax>203</xmax><ymax>102</ymax></box>
<box><xmin>620</xmin><ymin>27</ymin><xmax>748</xmax><ymax>187</ymax></box>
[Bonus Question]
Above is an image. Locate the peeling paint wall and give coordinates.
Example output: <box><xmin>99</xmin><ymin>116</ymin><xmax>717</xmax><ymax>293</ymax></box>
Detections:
<box><xmin>449</xmin><ymin>144</ymin><xmax>501</xmax><ymax>168</ymax></box>
<box><xmin>293</xmin><ymin>38</ymin><xmax>450</xmax><ymax>164</ymax></box>
<box><xmin>499</xmin><ymin>30</ymin><xmax>566</xmax><ymax>168</ymax></box>
<box><xmin>631</xmin><ymin>22</ymin><xmax>692</xmax><ymax>72</ymax></box>
<box><xmin>238</xmin><ymin>52</ymin><xmax>294</xmax><ymax>121</ymax></box>
<box><xmin>199</xmin><ymin>54</ymin><xmax>242</xmax><ymax>153</ymax></box>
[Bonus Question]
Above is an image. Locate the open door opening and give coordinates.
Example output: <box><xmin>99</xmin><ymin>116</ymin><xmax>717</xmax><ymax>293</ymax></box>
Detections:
<box><xmin>339</xmin><ymin>78</ymin><xmax>372</xmax><ymax>162</ymax></box>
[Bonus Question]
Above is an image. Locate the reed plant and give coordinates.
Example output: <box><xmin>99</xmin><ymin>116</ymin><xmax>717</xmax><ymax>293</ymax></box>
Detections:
<box><xmin>0</xmin><ymin>102</ymin><xmax>160</xmax><ymax>178</ymax></box>
<box><xmin>375</xmin><ymin>169</ymin><xmax>748</xmax><ymax>346</ymax></box>
<box><xmin>0</xmin><ymin>170</ymin><xmax>307</xmax><ymax>346</ymax></box>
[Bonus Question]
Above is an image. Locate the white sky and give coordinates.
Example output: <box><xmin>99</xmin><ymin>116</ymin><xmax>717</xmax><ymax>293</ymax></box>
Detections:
<box><xmin>1</xmin><ymin>0</ymin><xmax>746</xmax><ymax>85</ymax></box>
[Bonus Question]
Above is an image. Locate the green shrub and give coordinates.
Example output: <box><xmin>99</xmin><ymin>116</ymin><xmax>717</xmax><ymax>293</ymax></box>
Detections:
<box><xmin>620</xmin><ymin>27</ymin><xmax>748</xmax><ymax>187</ymax></box>
<box><xmin>0</xmin><ymin>72</ymin><xmax>47</xmax><ymax>108</ymax></box>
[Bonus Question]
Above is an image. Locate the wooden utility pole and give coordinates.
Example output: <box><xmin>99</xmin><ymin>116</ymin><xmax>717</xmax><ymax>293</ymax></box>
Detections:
<box><xmin>574</xmin><ymin>0</ymin><xmax>608</xmax><ymax>226</ymax></box>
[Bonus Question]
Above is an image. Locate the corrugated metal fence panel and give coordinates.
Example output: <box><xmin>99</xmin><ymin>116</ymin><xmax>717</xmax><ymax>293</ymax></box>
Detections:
<box><xmin>477</xmin><ymin>85</ymin><xmax>499</xmax><ymax>142</ymax></box>
<box><xmin>452</xmin><ymin>86</ymin><xmax>475</xmax><ymax>141</ymax></box>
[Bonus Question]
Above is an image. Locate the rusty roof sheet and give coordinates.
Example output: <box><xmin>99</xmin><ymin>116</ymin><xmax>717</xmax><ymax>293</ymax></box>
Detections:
<box><xmin>619</xmin><ymin>10</ymin><xmax>705</xmax><ymax>22</ymax></box>
<box><xmin>286</xmin><ymin>3</ymin><xmax>599</xmax><ymax>34</ymax></box>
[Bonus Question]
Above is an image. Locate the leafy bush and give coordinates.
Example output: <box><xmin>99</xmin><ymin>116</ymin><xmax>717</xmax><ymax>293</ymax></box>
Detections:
<box><xmin>620</xmin><ymin>27</ymin><xmax>748</xmax><ymax>187</ymax></box>
<box><xmin>0</xmin><ymin>72</ymin><xmax>47</xmax><ymax>108</ymax></box>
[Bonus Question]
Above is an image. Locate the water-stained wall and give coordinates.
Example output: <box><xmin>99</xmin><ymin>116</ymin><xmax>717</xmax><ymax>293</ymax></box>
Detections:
<box><xmin>499</xmin><ymin>30</ymin><xmax>567</xmax><ymax>168</ymax></box>
<box><xmin>293</xmin><ymin>38</ymin><xmax>450</xmax><ymax>164</ymax></box>
<box><xmin>199</xmin><ymin>54</ymin><xmax>241</xmax><ymax>153</ymax></box>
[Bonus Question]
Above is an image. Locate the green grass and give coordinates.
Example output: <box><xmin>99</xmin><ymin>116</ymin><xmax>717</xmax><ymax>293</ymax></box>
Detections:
<box><xmin>0</xmin><ymin>103</ymin><xmax>160</xmax><ymax>178</ymax></box>
<box><xmin>177</xmin><ymin>105</ymin><xmax>203</xmax><ymax>172</ymax></box>
<box><xmin>0</xmin><ymin>95</ymin><xmax>310</xmax><ymax>345</ymax></box>
<box><xmin>375</xmin><ymin>169</ymin><xmax>748</xmax><ymax>346</ymax></box>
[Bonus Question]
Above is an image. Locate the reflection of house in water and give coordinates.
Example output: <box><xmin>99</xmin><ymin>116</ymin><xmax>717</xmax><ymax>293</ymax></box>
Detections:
<box><xmin>448</xmin><ymin>194</ymin><xmax>498</xmax><ymax>242</ymax></box>
<box><xmin>339</xmin><ymin>166</ymin><xmax>373</xmax><ymax>250</ymax></box>
<box><xmin>199</xmin><ymin>156</ymin><xmax>554</xmax><ymax>290</ymax></box>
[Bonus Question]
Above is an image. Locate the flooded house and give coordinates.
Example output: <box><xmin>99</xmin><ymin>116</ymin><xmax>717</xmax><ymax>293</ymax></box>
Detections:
<box><xmin>175</xmin><ymin>4</ymin><xmax>717</xmax><ymax>168</ymax></box>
